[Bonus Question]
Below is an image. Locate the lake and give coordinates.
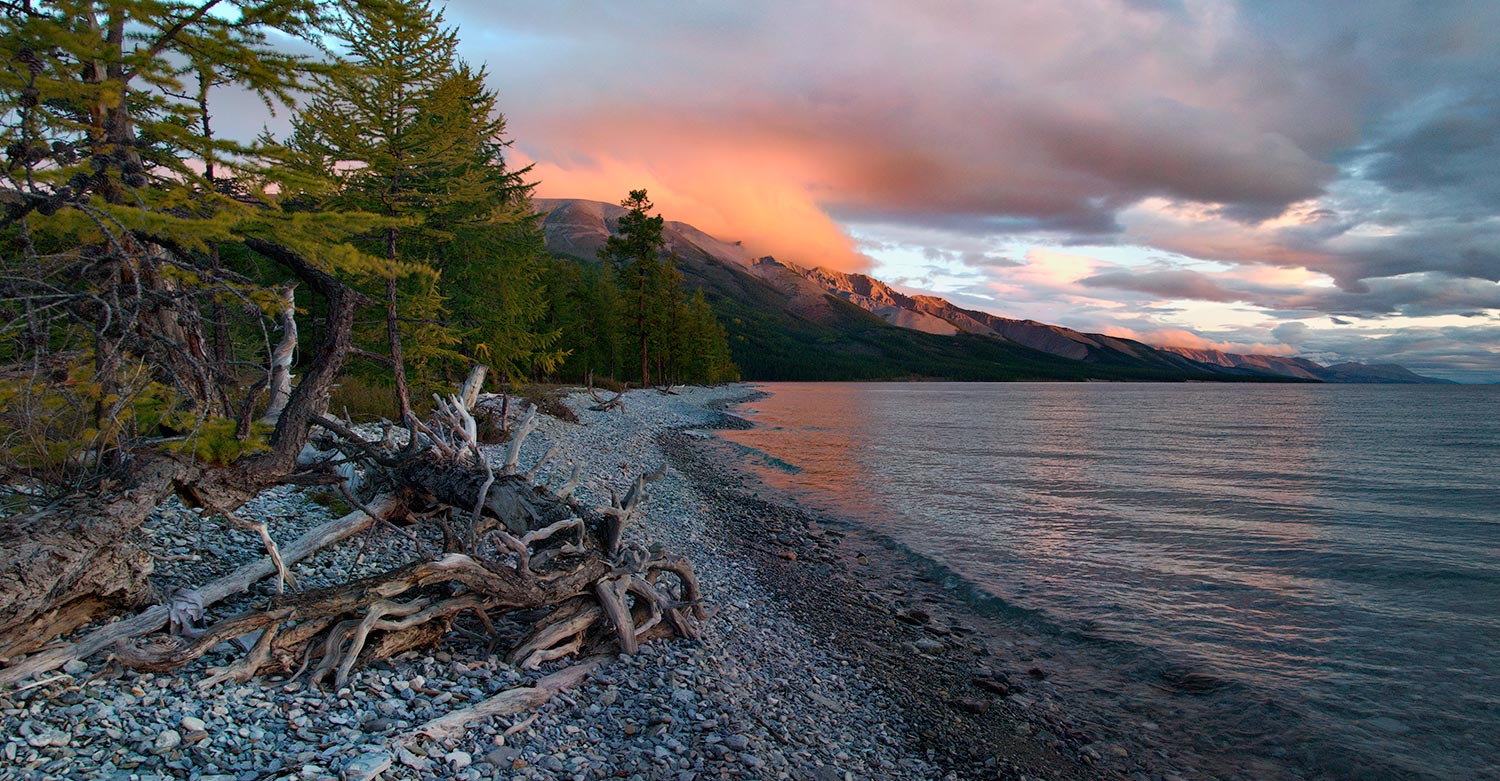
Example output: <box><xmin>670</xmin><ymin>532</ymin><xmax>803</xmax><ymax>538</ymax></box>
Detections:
<box><xmin>721</xmin><ymin>382</ymin><xmax>1500</xmax><ymax>780</ymax></box>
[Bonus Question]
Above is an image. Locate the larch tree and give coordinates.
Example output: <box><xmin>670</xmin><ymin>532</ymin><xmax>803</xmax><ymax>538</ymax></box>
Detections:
<box><xmin>287</xmin><ymin>0</ymin><xmax>511</xmax><ymax>422</ymax></box>
<box><xmin>0</xmin><ymin>0</ymin><xmax>387</xmax><ymax>656</ymax></box>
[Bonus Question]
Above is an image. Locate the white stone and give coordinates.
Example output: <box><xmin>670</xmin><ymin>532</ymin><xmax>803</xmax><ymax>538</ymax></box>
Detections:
<box><xmin>343</xmin><ymin>751</ymin><xmax>392</xmax><ymax>781</ymax></box>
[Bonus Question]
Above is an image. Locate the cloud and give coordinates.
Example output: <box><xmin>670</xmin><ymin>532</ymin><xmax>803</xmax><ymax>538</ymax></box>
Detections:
<box><xmin>513</xmin><ymin>145</ymin><xmax>868</xmax><ymax>271</ymax></box>
<box><xmin>1080</xmin><ymin>268</ymin><xmax>1242</xmax><ymax>302</ymax></box>
<box><xmin>451</xmin><ymin>0</ymin><xmax>1359</xmax><ymax>258</ymax></box>
<box><xmin>1077</xmin><ymin>261</ymin><xmax>1500</xmax><ymax>318</ymax></box>
<box><xmin>1106</xmin><ymin>325</ymin><xmax>1297</xmax><ymax>356</ymax></box>
<box><xmin>201</xmin><ymin>0</ymin><xmax>1496</xmax><ymax>380</ymax></box>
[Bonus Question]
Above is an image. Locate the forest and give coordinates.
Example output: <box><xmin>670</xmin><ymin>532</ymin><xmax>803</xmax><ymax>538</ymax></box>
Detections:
<box><xmin>0</xmin><ymin>0</ymin><xmax>732</xmax><ymax>698</ymax></box>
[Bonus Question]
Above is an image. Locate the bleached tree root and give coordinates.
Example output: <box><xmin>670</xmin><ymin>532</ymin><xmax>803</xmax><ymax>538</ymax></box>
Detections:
<box><xmin>0</xmin><ymin>496</ymin><xmax>399</xmax><ymax>686</ymax></box>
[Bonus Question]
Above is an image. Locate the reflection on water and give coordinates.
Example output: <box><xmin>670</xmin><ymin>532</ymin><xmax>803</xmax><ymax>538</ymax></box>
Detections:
<box><xmin>722</xmin><ymin>382</ymin><xmax>1500</xmax><ymax>781</ymax></box>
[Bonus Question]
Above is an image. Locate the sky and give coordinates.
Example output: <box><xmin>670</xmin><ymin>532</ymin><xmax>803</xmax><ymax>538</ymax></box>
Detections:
<box><xmin>282</xmin><ymin>1</ymin><xmax>1500</xmax><ymax>381</ymax></box>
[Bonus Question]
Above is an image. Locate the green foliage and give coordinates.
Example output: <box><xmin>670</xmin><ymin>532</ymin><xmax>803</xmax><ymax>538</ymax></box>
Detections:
<box><xmin>165</xmin><ymin>418</ymin><xmax>271</xmax><ymax>466</ymax></box>
<box><xmin>285</xmin><ymin>0</ymin><xmax>557</xmax><ymax>400</ymax></box>
<box><xmin>0</xmin><ymin>353</ymin><xmax>272</xmax><ymax>491</ymax></box>
<box><xmin>587</xmin><ymin>190</ymin><xmax>738</xmax><ymax>386</ymax></box>
<box><xmin>542</xmin><ymin>256</ymin><xmax>625</xmax><ymax>382</ymax></box>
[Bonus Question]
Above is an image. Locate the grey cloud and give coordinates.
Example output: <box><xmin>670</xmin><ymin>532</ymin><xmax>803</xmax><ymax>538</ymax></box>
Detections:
<box><xmin>1080</xmin><ymin>264</ymin><xmax>1500</xmax><ymax>319</ymax></box>
<box><xmin>1080</xmin><ymin>269</ymin><xmax>1242</xmax><ymax>302</ymax></box>
<box><xmin>1272</xmin><ymin>321</ymin><xmax>1311</xmax><ymax>345</ymax></box>
<box><xmin>453</xmin><ymin>0</ymin><xmax>1351</xmax><ymax>235</ymax></box>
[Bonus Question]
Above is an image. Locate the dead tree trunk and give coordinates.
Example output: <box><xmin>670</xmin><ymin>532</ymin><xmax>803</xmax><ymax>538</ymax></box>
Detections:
<box><xmin>0</xmin><ymin>238</ymin><xmax>364</xmax><ymax>662</ymax></box>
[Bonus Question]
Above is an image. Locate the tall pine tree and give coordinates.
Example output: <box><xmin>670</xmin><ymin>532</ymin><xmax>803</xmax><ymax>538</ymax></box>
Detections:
<box><xmin>599</xmin><ymin>189</ymin><xmax>666</xmax><ymax>386</ymax></box>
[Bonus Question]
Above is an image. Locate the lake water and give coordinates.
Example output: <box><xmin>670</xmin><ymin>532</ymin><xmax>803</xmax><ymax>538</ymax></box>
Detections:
<box><xmin>720</xmin><ymin>382</ymin><xmax>1500</xmax><ymax>780</ymax></box>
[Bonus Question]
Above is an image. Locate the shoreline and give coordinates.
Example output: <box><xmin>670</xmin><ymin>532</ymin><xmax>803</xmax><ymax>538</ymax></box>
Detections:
<box><xmin>3</xmin><ymin>384</ymin><xmax>1193</xmax><ymax>780</ymax></box>
<box><xmin>670</xmin><ymin>391</ymin><xmax>1173</xmax><ymax>781</ymax></box>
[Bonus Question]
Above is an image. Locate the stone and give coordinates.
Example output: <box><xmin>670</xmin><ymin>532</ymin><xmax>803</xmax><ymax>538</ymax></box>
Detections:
<box><xmin>343</xmin><ymin>751</ymin><xmax>393</xmax><ymax>781</ymax></box>
<box><xmin>25</xmin><ymin>728</ymin><xmax>68</xmax><ymax>748</ymax></box>
<box><xmin>62</xmin><ymin>660</ymin><xmax>88</xmax><ymax>675</ymax></box>
<box><xmin>152</xmin><ymin>730</ymin><xmax>182</xmax><ymax>754</ymax></box>
<box><xmin>361</xmin><ymin>718</ymin><xmax>396</xmax><ymax>733</ymax></box>
<box><xmin>973</xmin><ymin>678</ymin><xmax>1010</xmax><ymax>696</ymax></box>
<box><xmin>485</xmin><ymin>747</ymin><xmax>518</xmax><ymax>767</ymax></box>
<box><xmin>955</xmin><ymin>698</ymin><xmax>991</xmax><ymax>715</ymax></box>
<box><xmin>723</xmin><ymin>734</ymin><xmax>749</xmax><ymax>752</ymax></box>
<box><xmin>896</xmin><ymin>608</ymin><xmax>930</xmax><ymax>625</ymax></box>
<box><xmin>445</xmin><ymin>751</ymin><xmax>472</xmax><ymax>769</ymax></box>
<box><xmin>180</xmin><ymin>716</ymin><xmax>207</xmax><ymax>732</ymax></box>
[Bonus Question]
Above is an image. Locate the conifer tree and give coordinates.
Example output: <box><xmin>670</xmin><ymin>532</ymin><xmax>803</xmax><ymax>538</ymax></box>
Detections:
<box><xmin>0</xmin><ymin>0</ymin><xmax>380</xmax><ymax>460</ymax></box>
<box><xmin>287</xmin><ymin>0</ymin><xmax>544</xmax><ymax>418</ymax></box>
<box><xmin>599</xmin><ymin>189</ymin><xmax>666</xmax><ymax>385</ymax></box>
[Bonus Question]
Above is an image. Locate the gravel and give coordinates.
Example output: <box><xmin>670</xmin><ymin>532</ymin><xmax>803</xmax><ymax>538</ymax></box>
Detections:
<box><xmin>0</xmin><ymin>385</ymin><xmax>1121</xmax><ymax>781</ymax></box>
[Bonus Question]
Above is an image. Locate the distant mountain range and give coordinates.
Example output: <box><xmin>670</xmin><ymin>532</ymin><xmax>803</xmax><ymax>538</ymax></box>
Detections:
<box><xmin>535</xmin><ymin>199</ymin><xmax>1451</xmax><ymax>384</ymax></box>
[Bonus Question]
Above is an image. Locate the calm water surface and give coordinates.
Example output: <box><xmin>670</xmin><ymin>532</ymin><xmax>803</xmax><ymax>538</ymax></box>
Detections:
<box><xmin>721</xmin><ymin>383</ymin><xmax>1500</xmax><ymax>780</ymax></box>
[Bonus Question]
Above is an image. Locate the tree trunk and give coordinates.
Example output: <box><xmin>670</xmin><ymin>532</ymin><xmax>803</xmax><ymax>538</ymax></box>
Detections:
<box><xmin>0</xmin><ymin>238</ymin><xmax>364</xmax><ymax>661</ymax></box>
<box><xmin>386</xmin><ymin>227</ymin><xmax>413</xmax><ymax>425</ymax></box>
<box><xmin>637</xmin><ymin>272</ymin><xmax>649</xmax><ymax>386</ymax></box>
<box><xmin>0</xmin><ymin>453</ymin><xmax>196</xmax><ymax>661</ymax></box>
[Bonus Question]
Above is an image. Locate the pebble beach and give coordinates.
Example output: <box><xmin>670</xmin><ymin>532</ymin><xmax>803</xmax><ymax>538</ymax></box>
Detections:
<box><xmin>0</xmin><ymin>385</ymin><xmax>1177</xmax><ymax>781</ymax></box>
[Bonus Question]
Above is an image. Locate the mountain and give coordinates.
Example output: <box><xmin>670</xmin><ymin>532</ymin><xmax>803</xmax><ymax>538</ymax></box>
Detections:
<box><xmin>534</xmin><ymin>199</ymin><xmax>1445</xmax><ymax>383</ymax></box>
<box><xmin>786</xmin><ymin>264</ymin><xmax>1229</xmax><ymax>374</ymax></box>
<box><xmin>1158</xmin><ymin>346</ymin><xmax>1453</xmax><ymax>384</ymax></box>
<box><xmin>1156</xmin><ymin>346</ymin><xmax>1325</xmax><ymax>380</ymax></box>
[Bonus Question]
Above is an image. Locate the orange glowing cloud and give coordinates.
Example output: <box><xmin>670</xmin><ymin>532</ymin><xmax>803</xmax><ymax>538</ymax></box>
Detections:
<box><xmin>514</xmin><ymin>117</ymin><xmax>869</xmax><ymax>272</ymax></box>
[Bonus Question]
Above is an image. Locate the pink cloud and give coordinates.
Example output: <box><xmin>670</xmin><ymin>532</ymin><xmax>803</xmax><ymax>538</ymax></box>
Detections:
<box><xmin>1106</xmin><ymin>326</ymin><xmax>1297</xmax><ymax>356</ymax></box>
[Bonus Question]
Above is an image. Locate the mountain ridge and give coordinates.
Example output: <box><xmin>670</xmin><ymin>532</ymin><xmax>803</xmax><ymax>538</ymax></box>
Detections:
<box><xmin>534</xmin><ymin>198</ymin><xmax>1449</xmax><ymax>384</ymax></box>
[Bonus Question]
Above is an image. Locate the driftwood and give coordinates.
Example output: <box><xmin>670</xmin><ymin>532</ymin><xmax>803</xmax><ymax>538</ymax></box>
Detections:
<box><xmin>588</xmin><ymin>386</ymin><xmax>627</xmax><ymax>413</ymax></box>
<box><xmin>95</xmin><ymin>383</ymin><xmax>705</xmax><ymax>689</ymax></box>
<box><xmin>0</xmin><ymin>496</ymin><xmax>399</xmax><ymax>685</ymax></box>
<box><xmin>403</xmin><ymin>655</ymin><xmax>605</xmax><ymax>743</ymax></box>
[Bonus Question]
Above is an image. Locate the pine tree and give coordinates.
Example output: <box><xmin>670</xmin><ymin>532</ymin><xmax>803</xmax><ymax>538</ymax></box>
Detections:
<box><xmin>599</xmin><ymin>189</ymin><xmax>666</xmax><ymax>385</ymax></box>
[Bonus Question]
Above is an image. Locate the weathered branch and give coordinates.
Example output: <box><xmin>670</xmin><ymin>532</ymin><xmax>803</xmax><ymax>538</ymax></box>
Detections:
<box><xmin>261</xmin><ymin>283</ymin><xmax>297</xmax><ymax>425</ymax></box>
<box><xmin>402</xmin><ymin>656</ymin><xmax>605</xmax><ymax>744</ymax></box>
<box><xmin>0</xmin><ymin>496</ymin><xmax>398</xmax><ymax>685</ymax></box>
